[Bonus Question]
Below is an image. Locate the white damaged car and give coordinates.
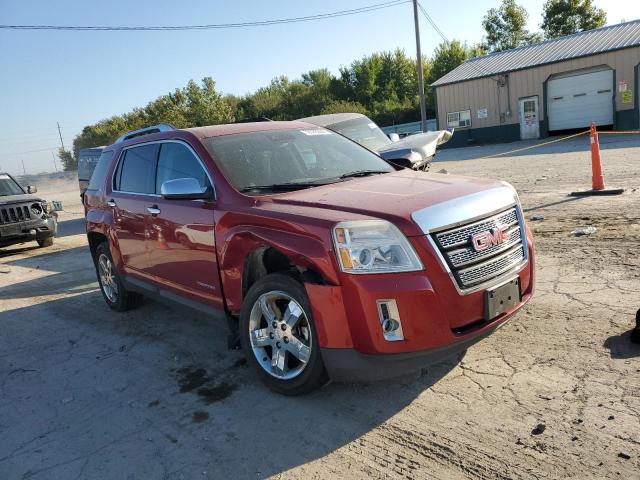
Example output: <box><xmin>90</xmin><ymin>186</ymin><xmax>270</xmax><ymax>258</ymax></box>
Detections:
<box><xmin>299</xmin><ymin>113</ymin><xmax>452</xmax><ymax>171</ymax></box>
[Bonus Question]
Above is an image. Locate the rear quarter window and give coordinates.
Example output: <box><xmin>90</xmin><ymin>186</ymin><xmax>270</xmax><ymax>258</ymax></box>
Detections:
<box><xmin>87</xmin><ymin>150</ymin><xmax>114</xmax><ymax>190</ymax></box>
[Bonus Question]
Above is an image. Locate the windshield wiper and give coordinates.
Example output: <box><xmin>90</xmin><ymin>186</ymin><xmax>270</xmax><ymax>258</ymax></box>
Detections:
<box><xmin>339</xmin><ymin>170</ymin><xmax>390</xmax><ymax>179</ymax></box>
<box><xmin>239</xmin><ymin>181</ymin><xmax>330</xmax><ymax>193</ymax></box>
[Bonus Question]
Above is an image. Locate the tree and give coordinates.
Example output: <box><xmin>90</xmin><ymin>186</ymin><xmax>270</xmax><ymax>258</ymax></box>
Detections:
<box><xmin>320</xmin><ymin>100</ymin><xmax>368</xmax><ymax>115</ymax></box>
<box><xmin>58</xmin><ymin>148</ymin><xmax>77</xmax><ymax>171</ymax></box>
<box><xmin>541</xmin><ymin>0</ymin><xmax>606</xmax><ymax>39</ymax></box>
<box><xmin>482</xmin><ymin>0</ymin><xmax>540</xmax><ymax>52</ymax></box>
<box><xmin>429</xmin><ymin>41</ymin><xmax>473</xmax><ymax>85</ymax></box>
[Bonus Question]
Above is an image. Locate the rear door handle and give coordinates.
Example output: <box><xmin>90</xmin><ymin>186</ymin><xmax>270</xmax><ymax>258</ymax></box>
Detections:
<box><xmin>146</xmin><ymin>206</ymin><xmax>161</xmax><ymax>216</ymax></box>
<box><xmin>107</xmin><ymin>199</ymin><xmax>116</xmax><ymax>207</ymax></box>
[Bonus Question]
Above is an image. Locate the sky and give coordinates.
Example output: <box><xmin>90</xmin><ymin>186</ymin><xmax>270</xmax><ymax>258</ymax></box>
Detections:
<box><xmin>1</xmin><ymin>0</ymin><xmax>638</xmax><ymax>175</ymax></box>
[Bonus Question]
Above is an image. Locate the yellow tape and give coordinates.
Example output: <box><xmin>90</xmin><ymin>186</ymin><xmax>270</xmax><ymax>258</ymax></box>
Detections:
<box><xmin>478</xmin><ymin>130</ymin><xmax>589</xmax><ymax>159</ymax></box>
<box><xmin>598</xmin><ymin>130</ymin><xmax>640</xmax><ymax>134</ymax></box>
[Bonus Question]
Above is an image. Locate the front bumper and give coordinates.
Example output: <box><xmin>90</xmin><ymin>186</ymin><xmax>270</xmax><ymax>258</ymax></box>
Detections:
<box><xmin>321</xmin><ymin>319</ymin><xmax>504</xmax><ymax>382</ymax></box>
<box><xmin>0</xmin><ymin>215</ymin><xmax>57</xmax><ymax>246</ymax></box>
<box><xmin>305</xmin><ymin>231</ymin><xmax>535</xmax><ymax>382</ymax></box>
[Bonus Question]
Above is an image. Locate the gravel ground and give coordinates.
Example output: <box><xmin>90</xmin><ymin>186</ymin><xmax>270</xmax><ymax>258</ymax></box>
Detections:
<box><xmin>1</xmin><ymin>135</ymin><xmax>639</xmax><ymax>479</ymax></box>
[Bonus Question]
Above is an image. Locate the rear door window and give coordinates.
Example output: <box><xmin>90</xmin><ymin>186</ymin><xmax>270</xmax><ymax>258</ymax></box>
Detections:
<box><xmin>156</xmin><ymin>142</ymin><xmax>211</xmax><ymax>193</ymax></box>
<box><xmin>87</xmin><ymin>150</ymin><xmax>114</xmax><ymax>190</ymax></box>
<box><xmin>114</xmin><ymin>144</ymin><xmax>160</xmax><ymax>194</ymax></box>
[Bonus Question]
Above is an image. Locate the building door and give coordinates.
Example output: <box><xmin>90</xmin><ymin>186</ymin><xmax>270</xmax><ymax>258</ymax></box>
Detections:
<box><xmin>519</xmin><ymin>96</ymin><xmax>539</xmax><ymax>140</ymax></box>
<box><xmin>547</xmin><ymin>69</ymin><xmax>613</xmax><ymax>131</ymax></box>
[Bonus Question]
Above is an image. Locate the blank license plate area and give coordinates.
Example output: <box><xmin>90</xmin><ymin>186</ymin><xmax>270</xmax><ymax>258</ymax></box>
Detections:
<box><xmin>484</xmin><ymin>278</ymin><xmax>520</xmax><ymax>320</ymax></box>
<box><xmin>2</xmin><ymin>224</ymin><xmax>21</xmax><ymax>236</ymax></box>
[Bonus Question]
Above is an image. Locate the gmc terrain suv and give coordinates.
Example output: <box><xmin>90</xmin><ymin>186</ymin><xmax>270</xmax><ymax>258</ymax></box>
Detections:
<box><xmin>0</xmin><ymin>173</ymin><xmax>57</xmax><ymax>249</ymax></box>
<box><xmin>84</xmin><ymin>122</ymin><xmax>535</xmax><ymax>395</ymax></box>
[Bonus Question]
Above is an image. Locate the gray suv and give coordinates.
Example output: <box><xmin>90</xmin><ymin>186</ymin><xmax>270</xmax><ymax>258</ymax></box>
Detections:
<box><xmin>0</xmin><ymin>173</ymin><xmax>57</xmax><ymax>249</ymax></box>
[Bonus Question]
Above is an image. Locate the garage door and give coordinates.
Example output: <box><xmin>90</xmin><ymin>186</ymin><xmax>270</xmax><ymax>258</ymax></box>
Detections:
<box><xmin>548</xmin><ymin>69</ymin><xmax>613</xmax><ymax>131</ymax></box>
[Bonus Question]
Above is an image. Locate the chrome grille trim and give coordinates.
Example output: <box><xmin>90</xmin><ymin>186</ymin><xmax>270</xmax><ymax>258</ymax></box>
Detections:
<box><xmin>435</xmin><ymin>209</ymin><xmax>518</xmax><ymax>249</ymax></box>
<box><xmin>430</xmin><ymin>205</ymin><xmax>528</xmax><ymax>293</ymax></box>
<box><xmin>457</xmin><ymin>245</ymin><xmax>525</xmax><ymax>287</ymax></box>
<box><xmin>0</xmin><ymin>204</ymin><xmax>31</xmax><ymax>225</ymax></box>
<box><xmin>447</xmin><ymin>225</ymin><xmax>521</xmax><ymax>268</ymax></box>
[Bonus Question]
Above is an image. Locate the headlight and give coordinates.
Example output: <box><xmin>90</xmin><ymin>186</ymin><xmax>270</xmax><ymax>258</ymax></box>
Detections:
<box><xmin>332</xmin><ymin>220</ymin><xmax>423</xmax><ymax>274</ymax></box>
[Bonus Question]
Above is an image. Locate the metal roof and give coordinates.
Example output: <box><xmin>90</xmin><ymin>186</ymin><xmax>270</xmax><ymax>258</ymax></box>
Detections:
<box><xmin>432</xmin><ymin>20</ymin><xmax>640</xmax><ymax>87</ymax></box>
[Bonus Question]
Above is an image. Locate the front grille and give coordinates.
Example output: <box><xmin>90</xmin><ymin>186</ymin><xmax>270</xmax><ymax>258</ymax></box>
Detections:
<box><xmin>0</xmin><ymin>204</ymin><xmax>31</xmax><ymax>225</ymax></box>
<box><xmin>432</xmin><ymin>207</ymin><xmax>526</xmax><ymax>290</ymax></box>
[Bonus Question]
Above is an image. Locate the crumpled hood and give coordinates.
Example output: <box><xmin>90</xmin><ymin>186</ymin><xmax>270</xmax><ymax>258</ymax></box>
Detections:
<box><xmin>0</xmin><ymin>193</ymin><xmax>43</xmax><ymax>206</ymax></box>
<box><xmin>377</xmin><ymin>130</ymin><xmax>453</xmax><ymax>165</ymax></box>
<box><xmin>267</xmin><ymin>169</ymin><xmax>507</xmax><ymax>236</ymax></box>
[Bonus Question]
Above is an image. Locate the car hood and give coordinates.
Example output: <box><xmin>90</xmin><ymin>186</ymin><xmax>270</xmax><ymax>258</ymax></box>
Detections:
<box><xmin>376</xmin><ymin>130</ymin><xmax>453</xmax><ymax>165</ymax></box>
<box><xmin>267</xmin><ymin>169</ymin><xmax>514</xmax><ymax>237</ymax></box>
<box><xmin>0</xmin><ymin>193</ymin><xmax>43</xmax><ymax>206</ymax></box>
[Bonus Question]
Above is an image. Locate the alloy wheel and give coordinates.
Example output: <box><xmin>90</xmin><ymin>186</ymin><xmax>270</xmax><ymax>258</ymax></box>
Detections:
<box><xmin>98</xmin><ymin>253</ymin><xmax>119</xmax><ymax>303</ymax></box>
<box><xmin>248</xmin><ymin>290</ymin><xmax>312</xmax><ymax>380</ymax></box>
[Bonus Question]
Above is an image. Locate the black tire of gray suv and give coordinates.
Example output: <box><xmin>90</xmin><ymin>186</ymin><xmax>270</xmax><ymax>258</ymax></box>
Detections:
<box><xmin>94</xmin><ymin>242</ymin><xmax>141</xmax><ymax>312</ymax></box>
<box><xmin>240</xmin><ymin>273</ymin><xmax>328</xmax><ymax>395</ymax></box>
<box><xmin>37</xmin><ymin>237</ymin><xmax>54</xmax><ymax>248</ymax></box>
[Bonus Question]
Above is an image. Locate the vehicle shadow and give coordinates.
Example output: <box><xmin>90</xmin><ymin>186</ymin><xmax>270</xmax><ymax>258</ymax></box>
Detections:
<box><xmin>0</xmin><ymin>244</ymin><xmax>40</xmax><ymax>259</ymax></box>
<box><xmin>56</xmin><ymin>217</ymin><xmax>85</xmax><ymax>237</ymax></box>
<box><xmin>603</xmin><ymin>330</ymin><xmax>640</xmax><ymax>359</ymax></box>
<box><xmin>0</xmin><ymin>266</ymin><xmax>462</xmax><ymax>479</ymax></box>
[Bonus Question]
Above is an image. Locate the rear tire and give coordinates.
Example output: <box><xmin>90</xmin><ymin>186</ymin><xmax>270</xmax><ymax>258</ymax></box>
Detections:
<box><xmin>94</xmin><ymin>242</ymin><xmax>141</xmax><ymax>312</ymax></box>
<box><xmin>632</xmin><ymin>309</ymin><xmax>640</xmax><ymax>344</ymax></box>
<box><xmin>37</xmin><ymin>236</ymin><xmax>54</xmax><ymax>248</ymax></box>
<box><xmin>240</xmin><ymin>273</ymin><xmax>328</xmax><ymax>395</ymax></box>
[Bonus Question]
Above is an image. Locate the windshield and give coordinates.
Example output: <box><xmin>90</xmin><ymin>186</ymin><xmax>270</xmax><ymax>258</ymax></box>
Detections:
<box><xmin>204</xmin><ymin>128</ymin><xmax>394</xmax><ymax>194</ymax></box>
<box><xmin>0</xmin><ymin>174</ymin><xmax>25</xmax><ymax>196</ymax></box>
<box><xmin>328</xmin><ymin>117</ymin><xmax>392</xmax><ymax>151</ymax></box>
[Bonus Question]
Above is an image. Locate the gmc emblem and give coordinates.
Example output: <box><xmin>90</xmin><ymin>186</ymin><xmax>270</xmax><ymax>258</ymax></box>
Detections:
<box><xmin>471</xmin><ymin>225</ymin><xmax>508</xmax><ymax>252</ymax></box>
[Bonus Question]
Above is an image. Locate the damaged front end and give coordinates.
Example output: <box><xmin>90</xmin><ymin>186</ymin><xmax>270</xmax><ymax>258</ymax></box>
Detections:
<box><xmin>378</xmin><ymin>129</ymin><xmax>453</xmax><ymax>171</ymax></box>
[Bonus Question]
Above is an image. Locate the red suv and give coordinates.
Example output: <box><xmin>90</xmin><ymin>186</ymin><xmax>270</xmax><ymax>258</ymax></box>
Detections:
<box><xmin>84</xmin><ymin>122</ymin><xmax>535</xmax><ymax>395</ymax></box>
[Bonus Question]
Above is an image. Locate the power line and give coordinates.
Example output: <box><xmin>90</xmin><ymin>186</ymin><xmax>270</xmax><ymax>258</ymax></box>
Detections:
<box><xmin>417</xmin><ymin>1</ymin><xmax>499</xmax><ymax>81</ymax></box>
<box><xmin>2</xmin><ymin>146</ymin><xmax>61</xmax><ymax>155</ymax></box>
<box><xmin>417</xmin><ymin>2</ymin><xmax>449</xmax><ymax>44</ymax></box>
<box><xmin>0</xmin><ymin>0</ymin><xmax>410</xmax><ymax>31</ymax></box>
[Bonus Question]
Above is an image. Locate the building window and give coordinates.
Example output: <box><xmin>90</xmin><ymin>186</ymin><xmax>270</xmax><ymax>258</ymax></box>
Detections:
<box><xmin>446</xmin><ymin>110</ymin><xmax>471</xmax><ymax>128</ymax></box>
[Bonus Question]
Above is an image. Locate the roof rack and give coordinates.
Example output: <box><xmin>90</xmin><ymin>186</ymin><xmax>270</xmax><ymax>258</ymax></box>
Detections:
<box><xmin>115</xmin><ymin>123</ymin><xmax>175</xmax><ymax>143</ymax></box>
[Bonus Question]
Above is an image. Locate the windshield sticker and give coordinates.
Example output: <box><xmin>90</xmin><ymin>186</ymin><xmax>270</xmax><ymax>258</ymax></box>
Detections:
<box><xmin>0</xmin><ymin>174</ymin><xmax>9</xmax><ymax>179</ymax></box>
<box><xmin>368</xmin><ymin>122</ymin><xmax>377</xmax><ymax>129</ymax></box>
<box><xmin>300</xmin><ymin>129</ymin><xmax>332</xmax><ymax>136</ymax></box>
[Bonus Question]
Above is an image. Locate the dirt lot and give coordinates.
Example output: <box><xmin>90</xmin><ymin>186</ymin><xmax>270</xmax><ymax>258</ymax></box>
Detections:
<box><xmin>1</xmin><ymin>135</ymin><xmax>639</xmax><ymax>479</ymax></box>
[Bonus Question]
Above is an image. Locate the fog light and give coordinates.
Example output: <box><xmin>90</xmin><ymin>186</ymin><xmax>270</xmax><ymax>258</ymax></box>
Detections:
<box><xmin>376</xmin><ymin>299</ymin><xmax>404</xmax><ymax>341</ymax></box>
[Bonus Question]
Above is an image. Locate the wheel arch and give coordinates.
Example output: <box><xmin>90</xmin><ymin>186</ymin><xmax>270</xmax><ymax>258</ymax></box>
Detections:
<box><xmin>218</xmin><ymin>228</ymin><xmax>340</xmax><ymax>315</ymax></box>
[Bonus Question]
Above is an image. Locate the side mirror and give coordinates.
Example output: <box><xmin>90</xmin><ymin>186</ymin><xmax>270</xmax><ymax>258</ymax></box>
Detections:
<box><xmin>27</xmin><ymin>185</ymin><xmax>38</xmax><ymax>194</ymax></box>
<box><xmin>161</xmin><ymin>178</ymin><xmax>212</xmax><ymax>200</ymax></box>
<box><xmin>388</xmin><ymin>133</ymin><xmax>400</xmax><ymax>142</ymax></box>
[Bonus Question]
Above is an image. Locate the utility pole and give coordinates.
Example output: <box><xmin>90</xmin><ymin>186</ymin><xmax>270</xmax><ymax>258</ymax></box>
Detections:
<box><xmin>57</xmin><ymin>122</ymin><xmax>66</xmax><ymax>151</ymax></box>
<box><xmin>413</xmin><ymin>0</ymin><xmax>427</xmax><ymax>133</ymax></box>
<box><xmin>51</xmin><ymin>151</ymin><xmax>58</xmax><ymax>172</ymax></box>
<box><xmin>21</xmin><ymin>158</ymin><xmax>26</xmax><ymax>176</ymax></box>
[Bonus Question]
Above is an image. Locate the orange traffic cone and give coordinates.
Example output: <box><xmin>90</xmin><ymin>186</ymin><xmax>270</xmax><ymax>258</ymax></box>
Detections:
<box><xmin>157</xmin><ymin>230</ymin><xmax>170</xmax><ymax>249</ymax></box>
<box><xmin>570</xmin><ymin>122</ymin><xmax>624</xmax><ymax>196</ymax></box>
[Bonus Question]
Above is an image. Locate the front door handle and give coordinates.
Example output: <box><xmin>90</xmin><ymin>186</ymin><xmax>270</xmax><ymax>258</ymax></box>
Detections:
<box><xmin>107</xmin><ymin>199</ymin><xmax>116</xmax><ymax>207</ymax></box>
<box><xmin>146</xmin><ymin>206</ymin><xmax>161</xmax><ymax>216</ymax></box>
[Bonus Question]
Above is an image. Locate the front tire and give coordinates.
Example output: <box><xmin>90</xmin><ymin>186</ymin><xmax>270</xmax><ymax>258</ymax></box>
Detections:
<box><xmin>94</xmin><ymin>242</ymin><xmax>141</xmax><ymax>312</ymax></box>
<box><xmin>240</xmin><ymin>273</ymin><xmax>328</xmax><ymax>395</ymax></box>
<box><xmin>37</xmin><ymin>236</ymin><xmax>54</xmax><ymax>248</ymax></box>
